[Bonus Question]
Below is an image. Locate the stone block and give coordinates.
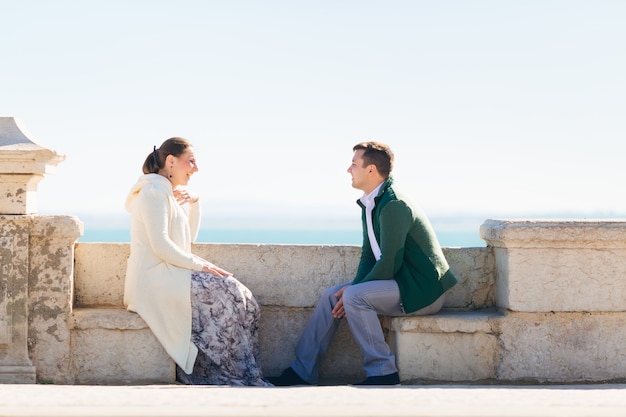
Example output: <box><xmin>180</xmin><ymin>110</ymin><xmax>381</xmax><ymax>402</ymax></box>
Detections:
<box><xmin>497</xmin><ymin>311</ymin><xmax>626</xmax><ymax>383</ymax></box>
<box><xmin>481</xmin><ymin>220</ymin><xmax>626</xmax><ymax>312</ymax></box>
<box><xmin>70</xmin><ymin>308</ymin><xmax>174</xmax><ymax>384</ymax></box>
<box><xmin>28</xmin><ymin>215</ymin><xmax>82</xmax><ymax>384</ymax></box>
<box><xmin>386</xmin><ymin>310</ymin><xmax>503</xmax><ymax>382</ymax></box>
<box><xmin>74</xmin><ymin>243</ymin><xmax>128</xmax><ymax>307</ymax></box>
<box><xmin>0</xmin><ymin>215</ymin><xmax>36</xmax><ymax>383</ymax></box>
<box><xmin>74</xmin><ymin>244</ymin><xmax>496</xmax><ymax>311</ymax></box>
<box><xmin>192</xmin><ymin>244</ymin><xmax>360</xmax><ymax>307</ymax></box>
<box><xmin>442</xmin><ymin>247</ymin><xmax>495</xmax><ymax>309</ymax></box>
<box><xmin>259</xmin><ymin>306</ymin><xmax>364</xmax><ymax>384</ymax></box>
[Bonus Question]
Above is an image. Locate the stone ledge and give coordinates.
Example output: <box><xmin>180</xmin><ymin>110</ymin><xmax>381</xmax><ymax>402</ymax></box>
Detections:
<box><xmin>70</xmin><ymin>308</ymin><xmax>173</xmax><ymax>384</ymax></box>
<box><xmin>481</xmin><ymin>219</ymin><xmax>626</xmax><ymax>249</ymax></box>
<box><xmin>71</xmin><ymin>308</ymin><xmax>149</xmax><ymax>330</ymax></box>
<box><xmin>387</xmin><ymin>310</ymin><xmax>503</xmax><ymax>382</ymax></box>
<box><xmin>385</xmin><ymin>309</ymin><xmax>503</xmax><ymax>334</ymax></box>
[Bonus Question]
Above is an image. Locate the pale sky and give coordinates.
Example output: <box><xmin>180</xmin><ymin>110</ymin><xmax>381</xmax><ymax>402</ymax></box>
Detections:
<box><xmin>2</xmin><ymin>1</ymin><xmax>625</xmax><ymax>235</ymax></box>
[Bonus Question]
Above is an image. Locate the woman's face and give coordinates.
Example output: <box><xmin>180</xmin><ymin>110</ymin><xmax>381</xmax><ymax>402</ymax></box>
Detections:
<box><xmin>169</xmin><ymin>148</ymin><xmax>199</xmax><ymax>187</ymax></box>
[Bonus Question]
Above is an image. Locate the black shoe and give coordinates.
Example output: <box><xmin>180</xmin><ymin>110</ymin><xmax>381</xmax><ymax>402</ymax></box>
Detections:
<box><xmin>354</xmin><ymin>372</ymin><xmax>400</xmax><ymax>386</ymax></box>
<box><xmin>267</xmin><ymin>367</ymin><xmax>312</xmax><ymax>386</ymax></box>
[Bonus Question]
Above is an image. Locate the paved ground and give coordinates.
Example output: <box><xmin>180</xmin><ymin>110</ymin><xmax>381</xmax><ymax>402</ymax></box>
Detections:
<box><xmin>1</xmin><ymin>383</ymin><xmax>626</xmax><ymax>417</ymax></box>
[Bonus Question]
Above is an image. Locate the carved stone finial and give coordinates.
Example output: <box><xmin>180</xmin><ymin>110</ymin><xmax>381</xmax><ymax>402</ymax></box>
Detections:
<box><xmin>0</xmin><ymin>117</ymin><xmax>66</xmax><ymax>214</ymax></box>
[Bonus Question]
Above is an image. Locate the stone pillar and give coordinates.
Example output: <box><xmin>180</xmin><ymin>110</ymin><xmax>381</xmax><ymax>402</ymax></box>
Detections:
<box><xmin>480</xmin><ymin>219</ymin><xmax>626</xmax><ymax>382</ymax></box>
<box><xmin>0</xmin><ymin>215</ymin><xmax>36</xmax><ymax>383</ymax></box>
<box><xmin>28</xmin><ymin>215</ymin><xmax>82</xmax><ymax>384</ymax></box>
<box><xmin>0</xmin><ymin>117</ymin><xmax>73</xmax><ymax>383</ymax></box>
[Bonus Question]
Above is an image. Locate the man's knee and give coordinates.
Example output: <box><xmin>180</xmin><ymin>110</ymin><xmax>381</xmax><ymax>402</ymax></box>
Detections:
<box><xmin>342</xmin><ymin>285</ymin><xmax>360</xmax><ymax>308</ymax></box>
<box><xmin>319</xmin><ymin>285</ymin><xmax>345</xmax><ymax>309</ymax></box>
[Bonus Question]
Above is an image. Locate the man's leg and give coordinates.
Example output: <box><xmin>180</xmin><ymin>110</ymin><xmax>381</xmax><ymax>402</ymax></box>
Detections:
<box><xmin>272</xmin><ymin>282</ymin><xmax>350</xmax><ymax>385</ymax></box>
<box><xmin>341</xmin><ymin>280</ymin><xmax>402</xmax><ymax>379</ymax></box>
<box><xmin>342</xmin><ymin>280</ymin><xmax>446</xmax><ymax>384</ymax></box>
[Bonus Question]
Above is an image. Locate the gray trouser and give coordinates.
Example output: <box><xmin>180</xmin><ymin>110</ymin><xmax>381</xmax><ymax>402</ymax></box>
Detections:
<box><xmin>290</xmin><ymin>280</ymin><xmax>445</xmax><ymax>384</ymax></box>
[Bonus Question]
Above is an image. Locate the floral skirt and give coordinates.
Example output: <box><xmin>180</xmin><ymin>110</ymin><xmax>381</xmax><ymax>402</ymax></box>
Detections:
<box><xmin>175</xmin><ymin>272</ymin><xmax>271</xmax><ymax>386</ymax></box>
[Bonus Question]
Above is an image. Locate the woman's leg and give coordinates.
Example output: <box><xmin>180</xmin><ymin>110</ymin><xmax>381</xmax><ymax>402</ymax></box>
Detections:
<box><xmin>179</xmin><ymin>272</ymin><xmax>270</xmax><ymax>386</ymax></box>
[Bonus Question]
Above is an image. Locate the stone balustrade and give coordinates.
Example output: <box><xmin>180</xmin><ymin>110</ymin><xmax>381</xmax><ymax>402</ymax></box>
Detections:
<box><xmin>69</xmin><ymin>243</ymin><xmax>494</xmax><ymax>384</ymax></box>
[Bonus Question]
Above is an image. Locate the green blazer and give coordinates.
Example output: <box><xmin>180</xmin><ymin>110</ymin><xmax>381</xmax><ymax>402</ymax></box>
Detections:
<box><xmin>352</xmin><ymin>177</ymin><xmax>457</xmax><ymax>313</ymax></box>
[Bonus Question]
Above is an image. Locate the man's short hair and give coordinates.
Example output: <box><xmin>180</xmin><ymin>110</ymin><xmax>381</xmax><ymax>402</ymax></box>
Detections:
<box><xmin>353</xmin><ymin>142</ymin><xmax>394</xmax><ymax>178</ymax></box>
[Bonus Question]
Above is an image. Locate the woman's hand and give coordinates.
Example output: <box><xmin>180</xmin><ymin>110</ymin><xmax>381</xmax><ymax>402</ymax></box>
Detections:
<box><xmin>201</xmin><ymin>262</ymin><xmax>233</xmax><ymax>278</ymax></box>
<box><xmin>173</xmin><ymin>188</ymin><xmax>199</xmax><ymax>206</ymax></box>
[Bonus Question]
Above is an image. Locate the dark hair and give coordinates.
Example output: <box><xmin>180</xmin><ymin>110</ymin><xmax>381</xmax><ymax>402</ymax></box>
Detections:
<box><xmin>142</xmin><ymin>137</ymin><xmax>193</xmax><ymax>174</ymax></box>
<box><xmin>353</xmin><ymin>141</ymin><xmax>394</xmax><ymax>178</ymax></box>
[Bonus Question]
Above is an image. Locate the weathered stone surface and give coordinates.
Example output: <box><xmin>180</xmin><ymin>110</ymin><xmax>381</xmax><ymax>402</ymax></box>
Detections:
<box><xmin>26</xmin><ymin>220</ymin><xmax>626</xmax><ymax>385</ymax></box>
<box><xmin>0</xmin><ymin>117</ymin><xmax>65</xmax><ymax>215</ymax></box>
<box><xmin>442</xmin><ymin>247</ymin><xmax>495</xmax><ymax>309</ymax></box>
<box><xmin>481</xmin><ymin>219</ymin><xmax>626</xmax><ymax>249</ymax></box>
<box><xmin>497</xmin><ymin>311</ymin><xmax>626</xmax><ymax>383</ymax></box>
<box><xmin>192</xmin><ymin>244</ymin><xmax>361</xmax><ymax>307</ymax></box>
<box><xmin>0</xmin><ymin>175</ymin><xmax>44</xmax><ymax>215</ymax></box>
<box><xmin>481</xmin><ymin>220</ymin><xmax>626</xmax><ymax>312</ymax></box>
<box><xmin>68</xmin><ymin>305</ymin><xmax>365</xmax><ymax>385</ymax></box>
<box><xmin>387</xmin><ymin>310</ymin><xmax>503</xmax><ymax>382</ymax></box>
<box><xmin>71</xmin><ymin>308</ymin><xmax>150</xmax><ymax>331</ymax></box>
<box><xmin>67</xmin><ymin>243</ymin><xmax>497</xmax><ymax>384</ymax></box>
<box><xmin>71</xmin><ymin>331</ymin><xmax>173</xmax><ymax>384</ymax></box>
<box><xmin>71</xmin><ymin>308</ymin><xmax>173</xmax><ymax>384</ymax></box>
<box><xmin>259</xmin><ymin>306</ymin><xmax>364</xmax><ymax>384</ymax></box>
<box><xmin>74</xmin><ymin>243</ymin><xmax>128</xmax><ymax>307</ymax></box>
<box><xmin>74</xmin><ymin>244</ymin><xmax>496</xmax><ymax>310</ymax></box>
<box><xmin>27</xmin><ymin>215</ymin><xmax>82</xmax><ymax>384</ymax></box>
<box><xmin>0</xmin><ymin>215</ymin><xmax>36</xmax><ymax>383</ymax></box>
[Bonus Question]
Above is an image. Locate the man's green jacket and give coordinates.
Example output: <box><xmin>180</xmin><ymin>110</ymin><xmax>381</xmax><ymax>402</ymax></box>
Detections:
<box><xmin>352</xmin><ymin>177</ymin><xmax>457</xmax><ymax>313</ymax></box>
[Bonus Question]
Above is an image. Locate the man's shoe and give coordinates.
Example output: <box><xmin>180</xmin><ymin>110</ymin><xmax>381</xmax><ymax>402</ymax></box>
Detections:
<box><xmin>267</xmin><ymin>367</ymin><xmax>312</xmax><ymax>386</ymax></box>
<box><xmin>354</xmin><ymin>372</ymin><xmax>400</xmax><ymax>386</ymax></box>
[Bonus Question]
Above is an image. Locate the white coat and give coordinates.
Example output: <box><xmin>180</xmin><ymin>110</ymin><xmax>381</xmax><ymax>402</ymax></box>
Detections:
<box><xmin>124</xmin><ymin>173</ymin><xmax>205</xmax><ymax>373</ymax></box>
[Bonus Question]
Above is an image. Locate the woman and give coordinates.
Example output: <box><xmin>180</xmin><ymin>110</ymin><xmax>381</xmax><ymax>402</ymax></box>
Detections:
<box><xmin>124</xmin><ymin>137</ymin><xmax>270</xmax><ymax>386</ymax></box>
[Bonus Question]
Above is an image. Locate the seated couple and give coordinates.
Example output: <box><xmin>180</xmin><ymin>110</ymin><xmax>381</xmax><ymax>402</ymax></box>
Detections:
<box><xmin>123</xmin><ymin>138</ymin><xmax>457</xmax><ymax>386</ymax></box>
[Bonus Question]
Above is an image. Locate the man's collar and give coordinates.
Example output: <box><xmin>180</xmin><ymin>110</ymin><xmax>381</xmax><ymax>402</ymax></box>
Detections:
<box><xmin>360</xmin><ymin>181</ymin><xmax>384</xmax><ymax>208</ymax></box>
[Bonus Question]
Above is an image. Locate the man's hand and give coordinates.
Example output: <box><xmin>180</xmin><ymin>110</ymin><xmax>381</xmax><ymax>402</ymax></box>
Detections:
<box><xmin>332</xmin><ymin>286</ymin><xmax>349</xmax><ymax>319</ymax></box>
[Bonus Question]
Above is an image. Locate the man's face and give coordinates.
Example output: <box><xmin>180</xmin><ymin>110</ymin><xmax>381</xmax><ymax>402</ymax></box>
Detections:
<box><xmin>347</xmin><ymin>149</ymin><xmax>371</xmax><ymax>191</ymax></box>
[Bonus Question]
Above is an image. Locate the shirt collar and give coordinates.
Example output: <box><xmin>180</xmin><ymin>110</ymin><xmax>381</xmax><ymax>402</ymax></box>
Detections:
<box><xmin>359</xmin><ymin>181</ymin><xmax>384</xmax><ymax>209</ymax></box>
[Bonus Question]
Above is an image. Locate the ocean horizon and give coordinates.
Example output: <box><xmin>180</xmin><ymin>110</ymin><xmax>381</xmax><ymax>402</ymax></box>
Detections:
<box><xmin>67</xmin><ymin>209</ymin><xmax>625</xmax><ymax>248</ymax></box>
<box><xmin>78</xmin><ymin>227</ymin><xmax>486</xmax><ymax>248</ymax></box>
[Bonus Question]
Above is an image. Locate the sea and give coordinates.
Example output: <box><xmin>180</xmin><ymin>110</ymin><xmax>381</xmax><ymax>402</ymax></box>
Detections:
<box><xmin>78</xmin><ymin>227</ymin><xmax>486</xmax><ymax>247</ymax></box>
<box><xmin>72</xmin><ymin>210</ymin><xmax>622</xmax><ymax>248</ymax></box>
<box><xmin>73</xmin><ymin>211</ymin><xmax>490</xmax><ymax>247</ymax></box>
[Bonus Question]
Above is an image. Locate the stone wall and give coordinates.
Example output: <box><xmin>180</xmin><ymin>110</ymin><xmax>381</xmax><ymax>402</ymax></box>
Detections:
<box><xmin>3</xmin><ymin>213</ymin><xmax>626</xmax><ymax>384</ymax></box>
<box><xmin>72</xmin><ymin>243</ymin><xmax>494</xmax><ymax>384</ymax></box>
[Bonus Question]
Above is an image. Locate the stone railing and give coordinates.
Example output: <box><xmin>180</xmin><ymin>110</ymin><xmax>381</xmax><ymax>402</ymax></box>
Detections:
<box><xmin>69</xmin><ymin>243</ymin><xmax>494</xmax><ymax>384</ymax></box>
<box><xmin>19</xmin><ymin>222</ymin><xmax>626</xmax><ymax>385</ymax></box>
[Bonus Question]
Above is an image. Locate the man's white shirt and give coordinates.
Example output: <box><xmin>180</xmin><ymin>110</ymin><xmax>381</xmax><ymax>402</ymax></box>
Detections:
<box><xmin>360</xmin><ymin>182</ymin><xmax>384</xmax><ymax>261</ymax></box>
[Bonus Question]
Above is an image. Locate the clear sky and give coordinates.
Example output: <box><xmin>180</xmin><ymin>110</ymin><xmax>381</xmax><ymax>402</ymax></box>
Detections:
<box><xmin>2</xmin><ymin>1</ymin><xmax>625</xmax><ymax>235</ymax></box>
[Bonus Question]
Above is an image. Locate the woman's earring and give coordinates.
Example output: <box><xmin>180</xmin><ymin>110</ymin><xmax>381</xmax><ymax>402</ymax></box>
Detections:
<box><xmin>169</xmin><ymin>165</ymin><xmax>173</xmax><ymax>178</ymax></box>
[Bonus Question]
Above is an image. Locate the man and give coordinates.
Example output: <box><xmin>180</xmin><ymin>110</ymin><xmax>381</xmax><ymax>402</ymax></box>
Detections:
<box><xmin>268</xmin><ymin>142</ymin><xmax>457</xmax><ymax>386</ymax></box>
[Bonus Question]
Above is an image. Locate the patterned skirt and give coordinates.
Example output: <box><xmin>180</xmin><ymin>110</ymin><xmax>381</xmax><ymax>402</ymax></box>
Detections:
<box><xmin>175</xmin><ymin>272</ymin><xmax>272</xmax><ymax>386</ymax></box>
